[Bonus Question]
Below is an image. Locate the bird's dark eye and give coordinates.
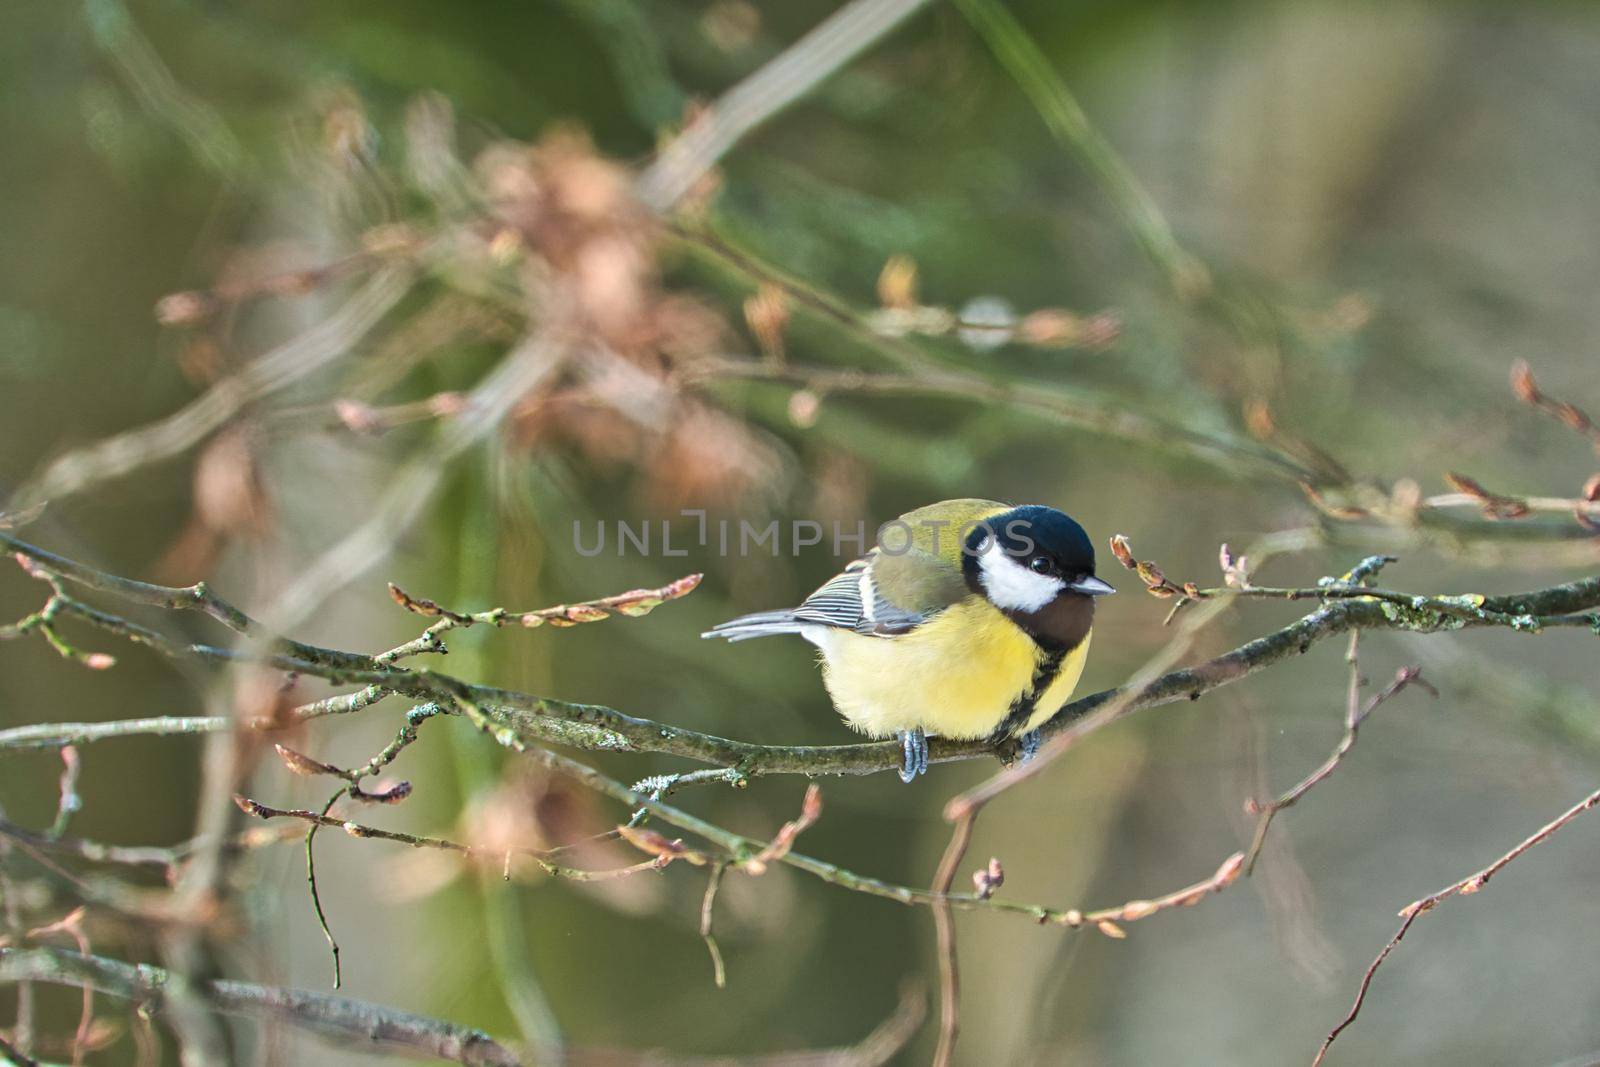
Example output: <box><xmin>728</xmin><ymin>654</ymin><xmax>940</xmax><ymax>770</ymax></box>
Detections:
<box><xmin>1029</xmin><ymin>556</ymin><xmax>1053</xmax><ymax>575</ymax></box>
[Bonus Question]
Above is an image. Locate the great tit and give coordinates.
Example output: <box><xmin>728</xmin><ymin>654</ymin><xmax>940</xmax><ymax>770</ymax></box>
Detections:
<box><xmin>704</xmin><ymin>499</ymin><xmax>1114</xmax><ymax>782</ymax></box>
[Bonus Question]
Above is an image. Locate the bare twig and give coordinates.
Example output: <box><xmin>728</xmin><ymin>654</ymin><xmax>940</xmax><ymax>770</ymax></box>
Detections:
<box><xmin>1243</xmin><ymin>662</ymin><xmax>1437</xmax><ymax>873</ymax></box>
<box><xmin>387</xmin><ymin>571</ymin><xmax>701</xmax><ymax>634</ymax></box>
<box><xmin>4</xmin><ymin>532</ymin><xmax>1598</xmax><ymax>785</ymax></box>
<box><xmin>1442</xmin><ymin>472</ymin><xmax>1532</xmax><ymax>520</ymax></box>
<box><xmin>0</xmin><ymin>946</ymin><xmax>522</xmax><ymax>1066</ymax></box>
<box><xmin>1511</xmin><ymin>359</ymin><xmax>1600</xmax><ymax>453</ymax></box>
<box><xmin>699</xmin><ymin>862</ymin><xmax>729</xmax><ymax>990</ymax></box>
<box><xmin>741</xmin><ymin>784</ymin><xmax>822</xmax><ymax>875</ymax></box>
<box><xmin>1314</xmin><ymin>783</ymin><xmax>1600</xmax><ymax>1065</ymax></box>
<box><xmin>929</xmin><ymin>591</ymin><xmax>1235</xmax><ymax>1067</ymax></box>
<box><xmin>305</xmin><ymin>791</ymin><xmax>345</xmax><ymax>989</ymax></box>
<box><xmin>233</xmin><ymin>796</ymin><xmax>664</xmax><ymax>885</ymax></box>
<box><xmin>23</xmin><ymin>908</ymin><xmax>93</xmax><ymax>1067</ymax></box>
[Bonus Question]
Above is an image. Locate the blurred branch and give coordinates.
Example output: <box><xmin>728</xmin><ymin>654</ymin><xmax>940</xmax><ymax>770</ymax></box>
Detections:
<box><xmin>10</xmin><ymin>268</ymin><xmax>415</xmax><ymax>511</ymax></box>
<box><xmin>0</xmin><ymin>945</ymin><xmax>523</xmax><ymax>1066</ymax></box>
<box><xmin>1313</xmin><ymin>782</ymin><xmax>1600</xmax><ymax>1066</ymax></box>
<box><xmin>2</xmin><ymin>944</ymin><xmax>925</xmax><ymax>1066</ymax></box>
<box><xmin>687</xmin><ymin>358</ymin><xmax>1314</xmax><ymax>484</ymax></box>
<box><xmin>947</xmin><ymin>0</ymin><xmax>1203</xmax><ymax>292</ymax></box>
<box><xmin>0</xmin><ymin>716</ymin><xmax>224</xmax><ymax>749</ymax></box>
<box><xmin>635</xmin><ymin>0</ymin><xmax>936</xmax><ymax>211</ymax></box>
<box><xmin>953</xmin><ymin>0</ymin><xmax>1208</xmax><ymax>297</ymax></box>
<box><xmin>230</xmin><ymin>795</ymin><xmax>665</xmax><ymax>884</ymax></box>
<box><xmin>684</xmin><ymin>260</ymin><xmax>1600</xmax><ymax>549</ymax></box>
<box><xmin>83</xmin><ymin>0</ymin><xmax>244</xmax><ymax>175</ymax></box>
<box><xmin>0</xmin><ymin>1032</ymin><xmax>37</xmax><ymax>1067</ymax></box>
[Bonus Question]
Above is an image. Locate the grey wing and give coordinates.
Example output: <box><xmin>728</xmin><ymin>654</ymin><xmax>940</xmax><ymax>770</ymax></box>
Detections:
<box><xmin>702</xmin><ymin>556</ymin><xmax>932</xmax><ymax>642</ymax></box>
<box><xmin>791</xmin><ymin>557</ymin><xmax>930</xmax><ymax>636</ymax></box>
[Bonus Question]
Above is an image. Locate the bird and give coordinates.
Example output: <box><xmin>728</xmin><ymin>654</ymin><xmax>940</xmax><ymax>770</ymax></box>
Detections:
<box><xmin>703</xmin><ymin>499</ymin><xmax>1113</xmax><ymax>782</ymax></box>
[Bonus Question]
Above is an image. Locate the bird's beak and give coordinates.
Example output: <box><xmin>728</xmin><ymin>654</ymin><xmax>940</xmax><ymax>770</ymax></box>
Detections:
<box><xmin>1067</xmin><ymin>574</ymin><xmax>1116</xmax><ymax>597</ymax></box>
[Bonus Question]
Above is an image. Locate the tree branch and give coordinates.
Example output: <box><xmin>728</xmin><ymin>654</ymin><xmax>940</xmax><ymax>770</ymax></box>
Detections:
<box><xmin>4</xmin><ymin>531</ymin><xmax>1597</xmax><ymax>784</ymax></box>
<box><xmin>0</xmin><ymin>946</ymin><xmax>522</xmax><ymax>1066</ymax></box>
<box><xmin>1313</xmin><ymin>782</ymin><xmax>1600</xmax><ymax>1065</ymax></box>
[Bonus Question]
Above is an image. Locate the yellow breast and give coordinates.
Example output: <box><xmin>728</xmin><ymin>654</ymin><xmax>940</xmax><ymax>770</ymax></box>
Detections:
<box><xmin>813</xmin><ymin>600</ymin><xmax>1090</xmax><ymax>741</ymax></box>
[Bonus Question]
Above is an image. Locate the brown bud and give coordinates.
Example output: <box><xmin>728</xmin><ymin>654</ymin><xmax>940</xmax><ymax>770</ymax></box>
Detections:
<box><xmin>274</xmin><ymin>744</ymin><xmax>344</xmax><ymax>779</ymax></box>
<box><xmin>155</xmin><ymin>290</ymin><xmax>215</xmax><ymax>327</ymax></box>
<box><xmin>972</xmin><ymin>857</ymin><xmax>1005</xmax><ymax>900</ymax></box>
<box><xmin>1510</xmin><ymin>359</ymin><xmax>1539</xmax><ymax>404</ymax></box>
<box><xmin>876</xmin><ymin>254</ymin><xmax>918</xmax><ymax>310</ymax></box>
<box><xmin>1120</xmin><ymin>899</ymin><xmax>1159</xmax><ymax>921</ymax></box>
<box><xmin>428</xmin><ymin>391</ymin><xmax>467</xmax><ymax>418</ymax></box>
<box><xmin>1243</xmin><ymin>399</ymin><xmax>1277</xmax><ymax>441</ymax></box>
<box><xmin>618</xmin><ymin>824</ymin><xmax>708</xmax><ymax>866</ymax></box>
<box><xmin>787</xmin><ymin>389</ymin><xmax>821</xmax><ymax>428</ymax></box>
<box><xmin>1079</xmin><ymin>310</ymin><xmax>1123</xmax><ymax>349</ymax></box>
<box><xmin>1445</xmin><ymin>472</ymin><xmax>1530</xmax><ymax>519</ymax></box>
<box><xmin>743</xmin><ymin>283</ymin><xmax>790</xmax><ymax>363</ymax></box>
<box><xmin>1135</xmin><ymin>560</ymin><xmax>1168</xmax><ymax>590</ymax></box>
<box><xmin>1214</xmin><ymin>851</ymin><xmax>1246</xmax><ymax>886</ymax></box>
<box><xmin>232</xmin><ymin>794</ymin><xmax>266</xmax><ymax>817</ymax></box>
<box><xmin>1556</xmin><ymin>401</ymin><xmax>1591</xmax><ymax>432</ymax></box>
<box><xmin>334</xmin><ymin>399</ymin><xmax>383</xmax><ymax>435</ymax></box>
<box><xmin>356</xmin><ymin>780</ymin><xmax>413</xmax><ymax>804</ymax></box>
<box><xmin>1389</xmin><ymin>477</ymin><xmax>1423</xmax><ymax>515</ymax></box>
<box><xmin>1017</xmin><ymin>309</ymin><xmax>1082</xmax><ymax>348</ymax></box>
<box><xmin>1109</xmin><ymin>534</ymin><xmax>1136</xmax><ymax>569</ymax></box>
<box><xmin>487</xmin><ymin>228</ymin><xmax>523</xmax><ymax>265</ymax></box>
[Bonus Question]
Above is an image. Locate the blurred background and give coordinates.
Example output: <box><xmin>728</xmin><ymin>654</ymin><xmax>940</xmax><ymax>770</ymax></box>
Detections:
<box><xmin>3</xmin><ymin>1</ymin><xmax>1600</xmax><ymax>1063</ymax></box>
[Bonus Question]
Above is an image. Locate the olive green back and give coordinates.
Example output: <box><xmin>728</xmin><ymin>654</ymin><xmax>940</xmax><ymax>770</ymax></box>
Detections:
<box><xmin>870</xmin><ymin>498</ymin><xmax>1012</xmax><ymax>617</ymax></box>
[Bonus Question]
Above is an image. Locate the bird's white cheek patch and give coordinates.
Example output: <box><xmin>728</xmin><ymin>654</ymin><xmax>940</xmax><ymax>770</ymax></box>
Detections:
<box><xmin>978</xmin><ymin>544</ymin><xmax>1064</xmax><ymax>612</ymax></box>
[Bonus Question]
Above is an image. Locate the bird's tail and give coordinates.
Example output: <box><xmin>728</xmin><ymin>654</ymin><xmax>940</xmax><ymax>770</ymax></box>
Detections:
<box><xmin>701</xmin><ymin>609</ymin><xmax>804</xmax><ymax>642</ymax></box>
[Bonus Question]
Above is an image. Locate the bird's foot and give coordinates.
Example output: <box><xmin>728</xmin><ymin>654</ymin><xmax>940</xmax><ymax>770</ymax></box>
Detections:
<box><xmin>897</xmin><ymin>727</ymin><xmax>929</xmax><ymax>783</ymax></box>
<box><xmin>1016</xmin><ymin>729</ymin><xmax>1043</xmax><ymax>764</ymax></box>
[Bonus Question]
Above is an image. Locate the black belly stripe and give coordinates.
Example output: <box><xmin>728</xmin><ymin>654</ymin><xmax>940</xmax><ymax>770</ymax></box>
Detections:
<box><xmin>989</xmin><ymin>647</ymin><xmax>1067</xmax><ymax>742</ymax></box>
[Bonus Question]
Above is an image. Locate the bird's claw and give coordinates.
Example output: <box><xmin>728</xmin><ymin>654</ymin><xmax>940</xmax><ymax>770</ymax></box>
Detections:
<box><xmin>1016</xmin><ymin>729</ymin><xmax>1042</xmax><ymax>763</ymax></box>
<box><xmin>898</xmin><ymin>727</ymin><xmax>929</xmax><ymax>783</ymax></box>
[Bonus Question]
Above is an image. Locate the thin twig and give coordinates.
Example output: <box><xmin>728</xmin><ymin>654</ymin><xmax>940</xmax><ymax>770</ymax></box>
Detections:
<box><xmin>305</xmin><ymin>791</ymin><xmax>344</xmax><ymax>990</ymax></box>
<box><xmin>234</xmin><ymin>796</ymin><xmax>667</xmax><ymax>884</ymax></box>
<box><xmin>1511</xmin><ymin>359</ymin><xmax>1600</xmax><ymax>453</ymax></box>
<box><xmin>11</xmin><ymin>269</ymin><xmax>414</xmax><ymax>511</ymax></box>
<box><xmin>699</xmin><ymin>862</ymin><xmax>728</xmax><ymax>990</ymax></box>
<box><xmin>1314</xmin><ymin>783</ymin><xmax>1600</xmax><ymax>1065</ymax></box>
<box><xmin>387</xmin><ymin>571</ymin><xmax>702</xmax><ymax>639</ymax></box>
<box><xmin>4</xmin><ymin>532</ymin><xmax>1598</xmax><ymax>786</ymax></box>
<box><xmin>953</xmin><ymin>0</ymin><xmax>1206</xmax><ymax>297</ymax></box>
<box><xmin>635</xmin><ymin>0</ymin><xmax>936</xmax><ymax>211</ymax></box>
<box><xmin>0</xmin><ymin>1032</ymin><xmax>40</xmax><ymax>1067</ymax></box>
<box><xmin>1243</xmin><ymin>662</ymin><xmax>1437</xmax><ymax>874</ymax></box>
